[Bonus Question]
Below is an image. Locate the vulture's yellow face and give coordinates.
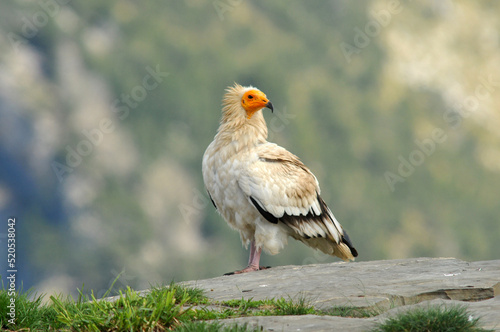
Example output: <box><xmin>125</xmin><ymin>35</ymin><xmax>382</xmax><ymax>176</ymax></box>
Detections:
<box><xmin>241</xmin><ymin>89</ymin><xmax>274</xmax><ymax>119</ymax></box>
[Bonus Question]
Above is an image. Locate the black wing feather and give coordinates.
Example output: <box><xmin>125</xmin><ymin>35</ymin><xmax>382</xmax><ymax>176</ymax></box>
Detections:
<box><xmin>207</xmin><ymin>190</ymin><xmax>217</xmax><ymax>211</ymax></box>
<box><xmin>250</xmin><ymin>192</ymin><xmax>358</xmax><ymax>257</ymax></box>
<box><xmin>249</xmin><ymin>196</ymin><xmax>279</xmax><ymax>224</ymax></box>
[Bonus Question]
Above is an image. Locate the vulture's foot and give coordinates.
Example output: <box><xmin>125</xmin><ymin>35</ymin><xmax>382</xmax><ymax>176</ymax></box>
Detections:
<box><xmin>224</xmin><ymin>266</ymin><xmax>271</xmax><ymax>276</ymax></box>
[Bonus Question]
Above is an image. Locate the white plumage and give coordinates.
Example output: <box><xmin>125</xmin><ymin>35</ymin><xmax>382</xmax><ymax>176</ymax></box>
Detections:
<box><xmin>202</xmin><ymin>83</ymin><xmax>357</xmax><ymax>274</ymax></box>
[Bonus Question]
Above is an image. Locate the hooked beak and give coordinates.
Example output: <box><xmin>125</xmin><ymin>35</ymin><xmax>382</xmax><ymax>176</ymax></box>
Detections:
<box><xmin>265</xmin><ymin>101</ymin><xmax>274</xmax><ymax>113</ymax></box>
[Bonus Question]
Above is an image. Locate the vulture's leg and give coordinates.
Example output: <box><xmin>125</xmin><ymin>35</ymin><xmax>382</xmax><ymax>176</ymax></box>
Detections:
<box><xmin>224</xmin><ymin>240</ymin><xmax>270</xmax><ymax>275</ymax></box>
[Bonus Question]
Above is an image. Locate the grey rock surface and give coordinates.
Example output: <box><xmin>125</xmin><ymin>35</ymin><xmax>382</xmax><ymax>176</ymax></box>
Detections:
<box><xmin>218</xmin><ymin>314</ymin><xmax>375</xmax><ymax>332</ymax></box>
<box><xmin>218</xmin><ymin>297</ymin><xmax>500</xmax><ymax>331</ymax></box>
<box><xmin>182</xmin><ymin>257</ymin><xmax>500</xmax><ymax>331</ymax></box>
<box><xmin>377</xmin><ymin>297</ymin><xmax>500</xmax><ymax>331</ymax></box>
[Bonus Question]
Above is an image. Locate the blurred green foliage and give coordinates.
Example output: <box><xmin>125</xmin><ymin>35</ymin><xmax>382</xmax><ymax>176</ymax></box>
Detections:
<box><xmin>0</xmin><ymin>0</ymin><xmax>499</xmax><ymax>297</ymax></box>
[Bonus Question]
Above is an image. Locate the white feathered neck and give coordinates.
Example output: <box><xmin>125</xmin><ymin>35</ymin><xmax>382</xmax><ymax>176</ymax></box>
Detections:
<box><xmin>214</xmin><ymin>83</ymin><xmax>269</xmax><ymax>151</ymax></box>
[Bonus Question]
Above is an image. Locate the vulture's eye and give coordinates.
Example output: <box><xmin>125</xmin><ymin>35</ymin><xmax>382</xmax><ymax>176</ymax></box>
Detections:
<box><xmin>248</xmin><ymin>95</ymin><xmax>254</xmax><ymax>99</ymax></box>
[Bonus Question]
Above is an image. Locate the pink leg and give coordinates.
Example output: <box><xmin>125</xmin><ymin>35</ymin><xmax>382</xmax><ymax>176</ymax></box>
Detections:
<box><xmin>224</xmin><ymin>240</ymin><xmax>270</xmax><ymax>275</ymax></box>
<box><xmin>247</xmin><ymin>240</ymin><xmax>261</xmax><ymax>269</ymax></box>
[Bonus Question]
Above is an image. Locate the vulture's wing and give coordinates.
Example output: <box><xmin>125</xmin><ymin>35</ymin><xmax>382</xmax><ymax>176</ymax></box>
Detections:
<box><xmin>238</xmin><ymin>143</ymin><xmax>357</xmax><ymax>258</ymax></box>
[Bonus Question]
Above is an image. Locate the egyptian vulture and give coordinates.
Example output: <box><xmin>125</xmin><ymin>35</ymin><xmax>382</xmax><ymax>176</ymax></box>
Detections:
<box><xmin>202</xmin><ymin>83</ymin><xmax>358</xmax><ymax>274</ymax></box>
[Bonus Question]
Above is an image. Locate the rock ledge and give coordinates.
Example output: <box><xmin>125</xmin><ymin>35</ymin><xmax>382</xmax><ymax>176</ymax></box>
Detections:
<box><xmin>182</xmin><ymin>257</ymin><xmax>500</xmax><ymax>331</ymax></box>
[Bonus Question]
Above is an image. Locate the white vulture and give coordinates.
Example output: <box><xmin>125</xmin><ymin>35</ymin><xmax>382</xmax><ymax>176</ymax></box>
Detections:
<box><xmin>202</xmin><ymin>83</ymin><xmax>358</xmax><ymax>274</ymax></box>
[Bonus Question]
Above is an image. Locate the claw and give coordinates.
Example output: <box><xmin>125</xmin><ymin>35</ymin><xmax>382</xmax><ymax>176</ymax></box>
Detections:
<box><xmin>224</xmin><ymin>266</ymin><xmax>271</xmax><ymax>276</ymax></box>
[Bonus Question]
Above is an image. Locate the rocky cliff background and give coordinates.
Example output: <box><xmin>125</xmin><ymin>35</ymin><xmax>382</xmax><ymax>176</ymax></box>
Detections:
<box><xmin>0</xmin><ymin>0</ymin><xmax>499</xmax><ymax>297</ymax></box>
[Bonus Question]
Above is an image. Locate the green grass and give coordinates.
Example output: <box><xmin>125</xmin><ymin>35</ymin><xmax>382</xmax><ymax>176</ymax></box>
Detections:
<box><xmin>0</xmin><ymin>282</ymin><xmax>363</xmax><ymax>331</ymax></box>
<box><xmin>173</xmin><ymin>321</ymin><xmax>257</xmax><ymax>332</ymax></box>
<box><xmin>0</xmin><ymin>283</ymin><xmax>491</xmax><ymax>332</ymax></box>
<box><xmin>372</xmin><ymin>305</ymin><xmax>492</xmax><ymax>332</ymax></box>
<box><xmin>1</xmin><ymin>282</ymin><xmax>198</xmax><ymax>331</ymax></box>
<box><xmin>0</xmin><ymin>286</ymin><xmax>60</xmax><ymax>331</ymax></box>
<box><xmin>0</xmin><ymin>283</ymin><xmax>321</xmax><ymax>331</ymax></box>
<box><xmin>217</xmin><ymin>296</ymin><xmax>317</xmax><ymax>317</ymax></box>
<box><xmin>50</xmin><ymin>286</ymin><xmax>192</xmax><ymax>331</ymax></box>
<box><xmin>325</xmin><ymin>305</ymin><xmax>379</xmax><ymax>318</ymax></box>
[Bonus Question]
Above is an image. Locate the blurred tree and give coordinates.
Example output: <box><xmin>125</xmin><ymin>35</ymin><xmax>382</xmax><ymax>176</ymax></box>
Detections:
<box><xmin>0</xmin><ymin>0</ymin><xmax>499</xmax><ymax>297</ymax></box>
